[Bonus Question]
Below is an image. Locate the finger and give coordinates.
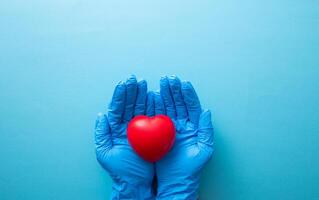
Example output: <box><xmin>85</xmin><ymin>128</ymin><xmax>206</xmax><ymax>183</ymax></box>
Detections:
<box><xmin>134</xmin><ymin>79</ymin><xmax>147</xmax><ymax>116</ymax></box>
<box><xmin>154</xmin><ymin>91</ymin><xmax>165</xmax><ymax>115</ymax></box>
<box><xmin>123</xmin><ymin>75</ymin><xmax>137</xmax><ymax>122</ymax></box>
<box><xmin>95</xmin><ymin>113</ymin><xmax>112</xmax><ymax>151</ymax></box>
<box><xmin>181</xmin><ymin>81</ymin><xmax>201</xmax><ymax>125</ymax></box>
<box><xmin>108</xmin><ymin>81</ymin><xmax>126</xmax><ymax>128</ymax></box>
<box><xmin>146</xmin><ymin>92</ymin><xmax>155</xmax><ymax>117</ymax></box>
<box><xmin>197</xmin><ymin>110</ymin><xmax>214</xmax><ymax>156</ymax></box>
<box><xmin>160</xmin><ymin>76</ymin><xmax>176</xmax><ymax>119</ymax></box>
<box><xmin>167</xmin><ymin>75</ymin><xmax>187</xmax><ymax>119</ymax></box>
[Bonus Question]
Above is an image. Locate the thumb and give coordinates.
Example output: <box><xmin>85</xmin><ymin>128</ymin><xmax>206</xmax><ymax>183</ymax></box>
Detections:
<box><xmin>95</xmin><ymin>113</ymin><xmax>112</xmax><ymax>151</ymax></box>
<box><xmin>197</xmin><ymin>109</ymin><xmax>214</xmax><ymax>154</ymax></box>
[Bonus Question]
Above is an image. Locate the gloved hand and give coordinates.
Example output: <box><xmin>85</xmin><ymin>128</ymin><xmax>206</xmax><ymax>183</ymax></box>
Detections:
<box><xmin>154</xmin><ymin>75</ymin><xmax>214</xmax><ymax>200</ymax></box>
<box><xmin>94</xmin><ymin>75</ymin><xmax>155</xmax><ymax>200</ymax></box>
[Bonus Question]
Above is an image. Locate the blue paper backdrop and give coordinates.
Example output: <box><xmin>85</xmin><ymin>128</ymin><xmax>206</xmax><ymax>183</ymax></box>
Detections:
<box><xmin>1</xmin><ymin>0</ymin><xmax>318</xmax><ymax>199</ymax></box>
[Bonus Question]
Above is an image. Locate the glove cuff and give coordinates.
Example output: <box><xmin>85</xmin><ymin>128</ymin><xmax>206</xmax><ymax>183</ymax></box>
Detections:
<box><xmin>156</xmin><ymin>177</ymin><xmax>200</xmax><ymax>200</ymax></box>
<box><xmin>111</xmin><ymin>180</ymin><xmax>155</xmax><ymax>200</ymax></box>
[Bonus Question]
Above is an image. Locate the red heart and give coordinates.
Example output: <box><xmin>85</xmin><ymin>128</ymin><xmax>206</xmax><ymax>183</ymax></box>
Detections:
<box><xmin>127</xmin><ymin>115</ymin><xmax>175</xmax><ymax>162</ymax></box>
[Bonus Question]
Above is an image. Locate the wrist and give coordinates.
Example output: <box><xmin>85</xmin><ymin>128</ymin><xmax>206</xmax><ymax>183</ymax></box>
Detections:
<box><xmin>111</xmin><ymin>179</ymin><xmax>155</xmax><ymax>200</ymax></box>
<box><xmin>156</xmin><ymin>176</ymin><xmax>200</xmax><ymax>200</ymax></box>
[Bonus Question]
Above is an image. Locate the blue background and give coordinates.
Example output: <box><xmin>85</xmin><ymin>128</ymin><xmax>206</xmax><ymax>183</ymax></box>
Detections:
<box><xmin>1</xmin><ymin>0</ymin><xmax>318</xmax><ymax>199</ymax></box>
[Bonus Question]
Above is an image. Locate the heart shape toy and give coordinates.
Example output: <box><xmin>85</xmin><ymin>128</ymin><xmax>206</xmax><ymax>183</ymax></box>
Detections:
<box><xmin>127</xmin><ymin>115</ymin><xmax>175</xmax><ymax>162</ymax></box>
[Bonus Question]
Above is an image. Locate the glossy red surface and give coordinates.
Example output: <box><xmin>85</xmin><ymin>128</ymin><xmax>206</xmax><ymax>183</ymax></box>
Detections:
<box><xmin>127</xmin><ymin>115</ymin><xmax>175</xmax><ymax>162</ymax></box>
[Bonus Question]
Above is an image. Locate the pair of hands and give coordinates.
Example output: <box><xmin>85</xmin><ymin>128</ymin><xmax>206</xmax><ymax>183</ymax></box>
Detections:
<box><xmin>94</xmin><ymin>75</ymin><xmax>214</xmax><ymax>200</ymax></box>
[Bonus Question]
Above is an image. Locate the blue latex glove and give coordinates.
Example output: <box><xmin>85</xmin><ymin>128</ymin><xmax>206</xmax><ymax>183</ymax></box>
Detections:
<box><xmin>154</xmin><ymin>75</ymin><xmax>214</xmax><ymax>200</ymax></box>
<box><xmin>94</xmin><ymin>75</ymin><xmax>155</xmax><ymax>200</ymax></box>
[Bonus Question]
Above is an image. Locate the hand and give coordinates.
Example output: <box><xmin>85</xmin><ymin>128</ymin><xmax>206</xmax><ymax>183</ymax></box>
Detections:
<box><xmin>154</xmin><ymin>75</ymin><xmax>214</xmax><ymax>199</ymax></box>
<box><xmin>94</xmin><ymin>75</ymin><xmax>155</xmax><ymax>200</ymax></box>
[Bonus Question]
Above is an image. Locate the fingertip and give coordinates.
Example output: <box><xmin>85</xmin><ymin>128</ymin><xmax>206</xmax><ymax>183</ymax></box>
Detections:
<box><xmin>167</xmin><ymin>75</ymin><xmax>176</xmax><ymax>82</ymax></box>
<box><xmin>95</xmin><ymin>113</ymin><xmax>108</xmax><ymax>129</ymax></box>
<box><xmin>138</xmin><ymin>78</ymin><xmax>146</xmax><ymax>84</ymax></box>
<box><xmin>97</xmin><ymin>112</ymin><xmax>107</xmax><ymax>123</ymax></box>
<box><xmin>201</xmin><ymin>109</ymin><xmax>211</xmax><ymax>118</ymax></box>
<box><xmin>137</xmin><ymin>79</ymin><xmax>147</xmax><ymax>88</ymax></box>
<box><xmin>112</xmin><ymin>81</ymin><xmax>126</xmax><ymax>99</ymax></box>
<box><xmin>153</xmin><ymin>91</ymin><xmax>161</xmax><ymax>101</ymax></box>
<box><xmin>168</xmin><ymin>76</ymin><xmax>182</xmax><ymax>88</ymax></box>
<box><xmin>113</xmin><ymin>81</ymin><xmax>126</xmax><ymax>97</ymax></box>
<box><xmin>137</xmin><ymin>80</ymin><xmax>147</xmax><ymax>95</ymax></box>
<box><xmin>129</xmin><ymin>74</ymin><xmax>136</xmax><ymax>79</ymax></box>
<box><xmin>160</xmin><ymin>75</ymin><xmax>167</xmax><ymax>80</ymax></box>
<box><xmin>181</xmin><ymin>80</ymin><xmax>188</xmax><ymax>85</ymax></box>
<box><xmin>115</xmin><ymin>81</ymin><xmax>126</xmax><ymax>94</ymax></box>
<box><xmin>160</xmin><ymin>76</ymin><xmax>169</xmax><ymax>85</ymax></box>
<box><xmin>181</xmin><ymin>80</ymin><xmax>192</xmax><ymax>89</ymax></box>
<box><xmin>168</xmin><ymin>75</ymin><xmax>177</xmax><ymax>79</ymax></box>
<box><xmin>125</xmin><ymin>75</ymin><xmax>137</xmax><ymax>94</ymax></box>
<box><xmin>126</xmin><ymin>75</ymin><xmax>137</xmax><ymax>85</ymax></box>
<box><xmin>108</xmin><ymin>81</ymin><xmax>126</xmax><ymax>125</ymax></box>
<box><xmin>117</xmin><ymin>80</ymin><xmax>125</xmax><ymax>87</ymax></box>
<box><xmin>97</xmin><ymin>112</ymin><xmax>103</xmax><ymax>119</ymax></box>
<box><xmin>181</xmin><ymin>81</ymin><xmax>197</xmax><ymax>97</ymax></box>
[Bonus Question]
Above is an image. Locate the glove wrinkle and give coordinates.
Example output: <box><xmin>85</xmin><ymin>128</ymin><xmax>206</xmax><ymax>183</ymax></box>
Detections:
<box><xmin>111</xmin><ymin>179</ymin><xmax>154</xmax><ymax>200</ymax></box>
